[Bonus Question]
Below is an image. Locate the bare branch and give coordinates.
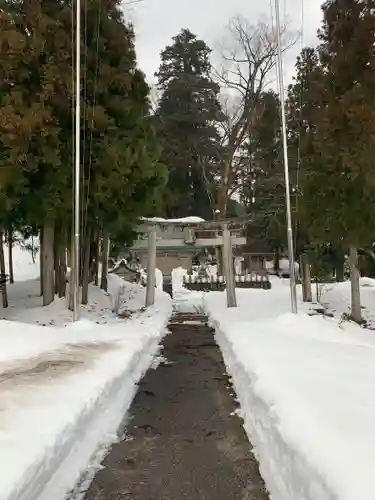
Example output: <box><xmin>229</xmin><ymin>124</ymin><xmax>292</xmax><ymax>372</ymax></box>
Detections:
<box><xmin>213</xmin><ymin>14</ymin><xmax>297</xmax><ymax>215</ymax></box>
<box><xmin>149</xmin><ymin>84</ymin><xmax>161</xmax><ymax>113</ymax></box>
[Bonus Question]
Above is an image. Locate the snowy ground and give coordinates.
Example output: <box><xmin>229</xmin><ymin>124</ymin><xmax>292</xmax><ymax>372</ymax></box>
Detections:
<box><xmin>5</xmin><ymin>247</ymin><xmax>374</xmax><ymax>500</ymax></box>
<box><xmin>0</xmin><ymin>242</ymin><xmax>172</xmax><ymax>500</ymax></box>
<box><xmin>200</xmin><ymin>277</ymin><xmax>375</xmax><ymax>500</ymax></box>
<box><xmin>171</xmin><ymin>267</ymin><xmax>205</xmax><ymax>313</ymax></box>
<box><xmin>318</xmin><ymin>277</ymin><xmax>375</xmax><ymax>326</ymax></box>
<box><xmin>2</xmin><ymin>243</ymin><xmax>162</xmax><ymax>326</ymax></box>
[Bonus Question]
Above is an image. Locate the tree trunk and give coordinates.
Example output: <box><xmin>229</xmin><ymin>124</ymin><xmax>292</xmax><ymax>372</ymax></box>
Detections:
<box><xmin>300</xmin><ymin>254</ymin><xmax>312</xmax><ymax>302</ymax></box>
<box><xmin>334</xmin><ymin>248</ymin><xmax>345</xmax><ymax>282</ymax></box>
<box><xmin>79</xmin><ymin>237</ymin><xmax>85</xmax><ymax>287</ymax></box>
<box><xmin>94</xmin><ymin>231</ymin><xmax>100</xmax><ymax>286</ymax></box>
<box><xmin>67</xmin><ymin>242</ymin><xmax>72</xmax><ymax>269</ymax></box>
<box><xmin>0</xmin><ymin>229</ymin><xmax>8</xmax><ymax>308</ymax></box>
<box><xmin>54</xmin><ymin>231</ymin><xmax>59</xmax><ymax>295</ymax></box>
<box><xmin>58</xmin><ymin>229</ymin><xmax>67</xmax><ymax>298</ymax></box>
<box><xmin>8</xmin><ymin>230</ymin><xmax>14</xmax><ymax>284</ymax></box>
<box><xmin>88</xmin><ymin>234</ymin><xmax>97</xmax><ymax>283</ymax></box>
<box><xmin>273</xmin><ymin>248</ymin><xmax>280</xmax><ymax>273</ymax></box>
<box><xmin>81</xmin><ymin>227</ymin><xmax>91</xmax><ymax>305</ymax></box>
<box><xmin>42</xmin><ymin>219</ymin><xmax>55</xmax><ymax>306</ymax></box>
<box><xmin>68</xmin><ymin>234</ymin><xmax>74</xmax><ymax>311</ymax></box>
<box><xmin>217</xmin><ymin>160</ymin><xmax>231</xmax><ymax>218</ymax></box>
<box><xmin>40</xmin><ymin>227</ymin><xmax>44</xmax><ymax>296</ymax></box>
<box><xmin>100</xmin><ymin>231</ymin><xmax>109</xmax><ymax>292</ymax></box>
<box><xmin>349</xmin><ymin>246</ymin><xmax>362</xmax><ymax>323</ymax></box>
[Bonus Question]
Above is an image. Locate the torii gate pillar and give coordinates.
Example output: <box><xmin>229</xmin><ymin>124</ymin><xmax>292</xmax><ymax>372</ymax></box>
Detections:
<box><xmin>222</xmin><ymin>223</ymin><xmax>237</xmax><ymax>307</ymax></box>
<box><xmin>145</xmin><ymin>227</ymin><xmax>157</xmax><ymax>307</ymax></box>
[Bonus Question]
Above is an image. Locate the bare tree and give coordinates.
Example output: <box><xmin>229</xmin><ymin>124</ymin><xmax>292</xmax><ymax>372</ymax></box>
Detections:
<box><xmin>149</xmin><ymin>84</ymin><xmax>161</xmax><ymax>113</ymax></box>
<box><xmin>214</xmin><ymin>15</ymin><xmax>295</xmax><ymax>216</ymax></box>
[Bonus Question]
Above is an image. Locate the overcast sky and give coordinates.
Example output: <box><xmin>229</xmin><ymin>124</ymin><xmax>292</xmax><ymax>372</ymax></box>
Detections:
<box><xmin>126</xmin><ymin>0</ymin><xmax>324</xmax><ymax>85</ymax></box>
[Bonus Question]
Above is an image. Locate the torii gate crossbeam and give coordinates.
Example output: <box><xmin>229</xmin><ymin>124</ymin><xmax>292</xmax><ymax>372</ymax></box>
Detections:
<box><xmin>142</xmin><ymin>217</ymin><xmax>248</xmax><ymax>309</ymax></box>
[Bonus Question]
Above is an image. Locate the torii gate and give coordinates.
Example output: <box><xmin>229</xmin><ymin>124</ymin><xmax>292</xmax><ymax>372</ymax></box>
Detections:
<box><xmin>139</xmin><ymin>216</ymin><xmax>252</xmax><ymax>309</ymax></box>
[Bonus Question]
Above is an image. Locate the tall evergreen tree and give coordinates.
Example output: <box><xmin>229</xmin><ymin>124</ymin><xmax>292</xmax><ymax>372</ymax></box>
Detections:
<box><xmin>155</xmin><ymin>29</ymin><xmax>223</xmax><ymax>218</ymax></box>
<box><xmin>238</xmin><ymin>91</ymin><xmax>285</xmax><ymax>255</ymax></box>
<box><xmin>302</xmin><ymin>0</ymin><xmax>375</xmax><ymax>247</ymax></box>
<box><xmin>0</xmin><ymin>0</ymin><xmax>166</xmax><ymax>306</ymax></box>
<box><xmin>293</xmin><ymin>0</ymin><xmax>375</xmax><ymax>320</ymax></box>
<box><xmin>286</xmin><ymin>48</ymin><xmax>324</xmax><ymax>258</ymax></box>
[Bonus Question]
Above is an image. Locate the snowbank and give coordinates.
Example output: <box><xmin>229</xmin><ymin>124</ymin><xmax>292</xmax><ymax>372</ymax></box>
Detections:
<box><xmin>0</xmin><ymin>289</ymin><xmax>172</xmax><ymax>500</ymax></box>
<box><xmin>0</xmin><ymin>238</ymin><xmax>173</xmax><ymax>500</ymax></box>
<box><xmin>1</xmin><ymin>273</ymin><xmax>143</xmax><ymax>326</ymax></box>
<box><xmin>205</xmin><ymin>286</ymin><xmax>375</xmax><ymax>500</ymax></box>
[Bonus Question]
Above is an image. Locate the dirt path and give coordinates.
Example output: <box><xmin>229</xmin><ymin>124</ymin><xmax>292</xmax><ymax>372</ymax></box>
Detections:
<box><xmin>83</xmin><ymin>312</ymin><xmax>269</xmax><ymax>500</ymax></box>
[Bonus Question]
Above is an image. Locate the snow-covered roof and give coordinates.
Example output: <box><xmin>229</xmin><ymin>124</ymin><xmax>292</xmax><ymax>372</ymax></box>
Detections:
<box><xmin>141</xmin><ymin>216</ymin><xmax>205</xmax><ymax>224</ymax></box>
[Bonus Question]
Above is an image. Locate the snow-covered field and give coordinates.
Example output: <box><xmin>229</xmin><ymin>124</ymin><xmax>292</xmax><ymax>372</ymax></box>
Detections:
<box><xmin>0</xmin><ymin>242</ymin><xmax>172</xmax><ymax>500</ymax></box>
<box><xmin>202</xmin><ymin>278</ymin><xmax>375</xmax><ymax>500</ymax></box>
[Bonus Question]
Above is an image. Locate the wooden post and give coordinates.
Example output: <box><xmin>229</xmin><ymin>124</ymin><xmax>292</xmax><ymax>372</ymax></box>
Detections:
<box><xmin>223</xmin><ymin>223</ymin><xmax>237</xmax><ymax>307</ymax></box>
<box><xmin>145</xmin><ymin>227</ymin><xmax>156</xmax><ymax>307</ymax></box>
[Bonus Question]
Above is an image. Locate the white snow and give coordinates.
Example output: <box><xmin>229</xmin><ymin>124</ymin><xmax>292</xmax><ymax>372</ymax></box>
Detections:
<box><xmin>204</xmin><ymin>278</ymin><xmax>375</xmax><ymax>500</ymax></box>
<box><xmin>319</xmin><ymin>277</ymin><xmax>375</xmax><ymax>325</ymax></box>
<box><xmin>109</xmin><ymin>258</ymin><xmax>163</xmax><ymax>292</ymax></box>
<box><xmin>279</xmin><ymin>257</ymin><xmax>300</xmax><ymax>276</ymax></box>
<box><xmin>171</xmin><ymin>266</ymin><xmax>204</xmax><ymax>312</ymax></box>
<box><xmin>0</xmin><ymin>239</ymin><xmax>172</xmax><ymax>500</ymax></box>
<box><xmin>7</xmin><ymin>237</ymin><xmax>375</xmax><ymax>500</ymax></box>
<box><xmin>137</xmin><ymin>266</ymin><xmax>163</xmax><ymax>290</ymax></box>
<box><xmin>142</xmin><ymin>216</ymin><xmax>205</xmax><ymax>223</ymax></box>
<box><xmin>5</xmin><ymin>238</ymin><xmax>40</xmax><ymax>282</ymax></box>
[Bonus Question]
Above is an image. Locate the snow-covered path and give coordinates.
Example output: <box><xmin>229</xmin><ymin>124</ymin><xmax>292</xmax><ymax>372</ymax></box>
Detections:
<box><xmin>82</xmin><ymin>312</ymin><xmax>268</xmax><ymax>500</ymax></box>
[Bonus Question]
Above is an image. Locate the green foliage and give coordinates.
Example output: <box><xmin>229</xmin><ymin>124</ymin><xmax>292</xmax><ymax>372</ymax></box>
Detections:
<box><xmin>0</xmin><ymin>0</ymin><xmax>166</xmax><ymax>242</ymax></box>
<box><xmin>155</xmin><ymin>29</ymin><xmax>223</xmax><ymax>218</ymax></box>
<box><xmin>238</xmin><ymin>91</ymin><xmax>287</xmax><ymax>251</ymax></box>
<box><xmin>305</xmin><ymin>244</ymin><xmax>333</xmax><ymax>283</ymax></box>
<box><xmin>290</xmin><ymin>0</ymin><xmax>375</xmax><ymax>249</ymax></box>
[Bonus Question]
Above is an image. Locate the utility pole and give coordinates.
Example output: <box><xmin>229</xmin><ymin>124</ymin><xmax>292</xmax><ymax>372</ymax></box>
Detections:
<box><xmin>73</xmin><ymin>0</ymin><xmax>81</xmax><ymax>321</ymax></box>
<box><xmin>274</xmin><ymin>0</ymin><xmax>298</xmax><ymax>313</ymax></box>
